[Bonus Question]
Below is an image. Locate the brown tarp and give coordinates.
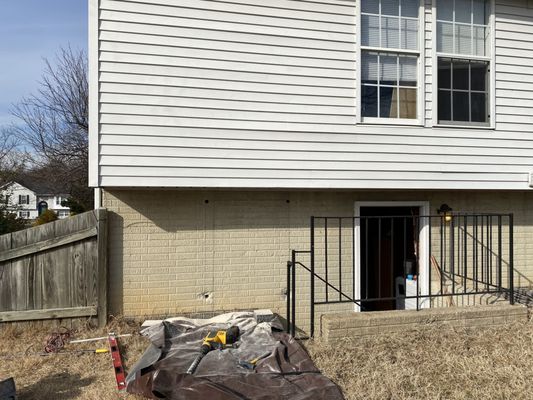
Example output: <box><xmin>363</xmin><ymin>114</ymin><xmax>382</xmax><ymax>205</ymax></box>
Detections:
<box><xmin>126</xmin><ymin>312</ymin><xmax>344</xmax><ymax>400</ymax></box>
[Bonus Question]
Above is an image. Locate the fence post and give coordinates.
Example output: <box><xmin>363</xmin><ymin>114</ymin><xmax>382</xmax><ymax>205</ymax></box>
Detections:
<box><xmin>310</xmin><ymin>217</ymin><xmax>315</xmax><ymax>338</ymax></box>
<box><xmin>509</xmin><ymin>214</ymin><xmax>514</xmax><ymax>305</ymax></box>
<box><xmin>96</xmin><ymin>208</ymin><xmax>108</xmax><ymax>328</ymax></box>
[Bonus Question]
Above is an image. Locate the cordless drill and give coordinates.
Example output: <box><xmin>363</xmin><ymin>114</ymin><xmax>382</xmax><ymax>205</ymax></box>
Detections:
<box><xmin>186</xmin><ymin>326</ymin><xmax>240</xmax><ymax>375</ymax></box>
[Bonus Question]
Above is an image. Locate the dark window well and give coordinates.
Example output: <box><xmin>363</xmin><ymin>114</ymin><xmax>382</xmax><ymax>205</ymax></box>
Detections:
<box><xmin>437</xmin><ymin>58</ymin><xmax>489</xmax><ymax>124</ymax></box>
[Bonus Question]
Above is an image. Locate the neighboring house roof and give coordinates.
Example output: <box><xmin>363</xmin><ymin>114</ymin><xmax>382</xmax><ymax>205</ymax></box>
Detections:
<box><xmin>12</xmin><ymin>174</ymin><xmax>70</xmax><ymax>197</ymax></box>
<box><xmin>1</xmin><ymin>180</ymin><xmax>69</xmax><ymax>198</ymax></box>
<box><xmin>1</xmin><ymin>181</ymin><xmax>36</xmax><ymax>194</ymax></box>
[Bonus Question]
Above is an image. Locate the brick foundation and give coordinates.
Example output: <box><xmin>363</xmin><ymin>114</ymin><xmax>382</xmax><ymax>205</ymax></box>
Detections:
<box><xmin>103</xmin><ymin>189</ymin><xmax>533</xmax><ymax>329</ymax></box>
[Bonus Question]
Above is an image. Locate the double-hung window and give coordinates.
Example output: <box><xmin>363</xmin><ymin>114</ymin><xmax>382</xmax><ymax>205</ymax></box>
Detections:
<box><xmin>436</xmin><ymin>0</ymin><xmax>492</xmax><ymax>126</ymax></box>
<box><xmin>360</xmin><ymin>0</ymin><xmax>421</xmax><ymax>122</ymax></box>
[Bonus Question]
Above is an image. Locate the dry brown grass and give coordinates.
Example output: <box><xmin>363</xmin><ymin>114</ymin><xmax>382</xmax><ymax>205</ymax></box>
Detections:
<box><xmin>0</xmin><ymin>317</ymin><xmax>148</xmax><ymax>400</ymax></box>
<box><xmin>1</xmin><ymin>318</ymin><xmax>532</xmax><ymax>399</ymax></box>
<box><xmin>306</xmin><ymin>320</ymin><xmax>533</xmax><ymax>400</ymax></box>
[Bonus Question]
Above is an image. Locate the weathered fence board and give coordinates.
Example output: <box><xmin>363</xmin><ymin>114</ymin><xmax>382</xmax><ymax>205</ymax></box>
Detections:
<box><xmin>0</xmin><ymin>227</ymin><xmax>97</xmax><ymax>262</ymax></box>
<box><xmin>0</xmin><ymin>209</ymin><xmax>107</xmax><ymax>326</ymax></box>
<box><xmin>0</xmin><ymin>306</ymin><xmax>97</xmax><ymax>322</ymax></box>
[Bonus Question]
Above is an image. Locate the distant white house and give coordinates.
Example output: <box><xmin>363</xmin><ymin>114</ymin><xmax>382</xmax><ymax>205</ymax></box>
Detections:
<box><xmin>2</xmin><ymin>181</ymin><xmax>71</xmax><ymax>220</ymax></box>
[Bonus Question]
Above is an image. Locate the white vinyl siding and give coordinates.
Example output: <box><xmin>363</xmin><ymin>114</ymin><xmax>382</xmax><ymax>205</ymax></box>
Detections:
<box><xmin>91</xmin><ymin>0</ymin><xmax>533</xmax><ymax>190</ymax></box>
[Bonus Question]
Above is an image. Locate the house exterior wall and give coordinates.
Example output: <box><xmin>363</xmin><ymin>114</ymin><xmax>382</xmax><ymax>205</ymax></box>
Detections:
<box><xmin>91</xmin><ymin>0</ymin><xmax>533</xmax><ymax>190</ymax></box>
<box><xmin>103</xmin><ymin>189</ymin><xmax>533</xmax><ymax>322</ymax></box>
<box><xmin>38</xmin><ymin>195</ymin><xmax>71</xmax><ymax>218</ymax></box>
<box><xmin>3</xmin><ymin>183</ymin><xmax>39</xmax><ymax>219</ymax></box>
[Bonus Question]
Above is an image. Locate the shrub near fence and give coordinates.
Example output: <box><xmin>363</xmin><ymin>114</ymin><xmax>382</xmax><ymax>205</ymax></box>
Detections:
<box><xmin>0</xmin><ymin>209</ymin><xmax>107</xmax><ymax>327</ymax></box>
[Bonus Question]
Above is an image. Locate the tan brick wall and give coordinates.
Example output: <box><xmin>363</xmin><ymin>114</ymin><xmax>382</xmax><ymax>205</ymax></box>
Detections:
<box><xmin>103</xmin><ymin>190</ymin><xmax>533</xmax><ymax>326</ymax></box>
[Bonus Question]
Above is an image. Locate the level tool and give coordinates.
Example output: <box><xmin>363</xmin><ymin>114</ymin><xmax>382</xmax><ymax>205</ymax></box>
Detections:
<box><xmin>108</xmin><ymin>333</ymin><xmax>126</xmax><ymax>391</ymax></box>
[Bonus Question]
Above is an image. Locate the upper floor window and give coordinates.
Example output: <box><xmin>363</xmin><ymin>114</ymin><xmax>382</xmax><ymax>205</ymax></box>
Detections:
<box><xmin>19</xmin><ymin>195</ymin><xmax>30</xmax><ymax>205</ymax></box>
<box><xmin>360</xmin><ymin>0</ymin><xmax>421</xmax><ymax>122</ymax></box>
<box><xmin>436</xmin><ymin>0</ymin><xmax>491</xmax><ymax>126</ymax></box>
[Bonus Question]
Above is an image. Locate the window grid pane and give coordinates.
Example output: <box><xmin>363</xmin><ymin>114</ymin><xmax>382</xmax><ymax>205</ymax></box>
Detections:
<box><xmin>382</xmin><ymin>16</ymin><xmax>400</xmax><ymax>48</ymax></box>
<box><xmin>362</xmin><ymin>14</ymin><xmax>380</xmax><ymax>47</ymax></box>
<box><xmin>437</xmin><ymin>57</ymin><xmax>489</xmax><ymax>124</ymax></box>
<box><xmin>436</xmin><ymin>0</ymin><xmax>490</xmax><ymax>57</ymax></box>
<box><xmin>361</xmin><ymin>0</ymin><xmax>419</xmax><ymax>51</ymax></box>
<box><xmin>362</xmin><ymin>51</ymin><xmax>418</xmax><ymax>119</ymax></box>
<box><xmin>401</xmin><ymin>18</ymin><xmax>418</xmax><ymax>50</ymax></box>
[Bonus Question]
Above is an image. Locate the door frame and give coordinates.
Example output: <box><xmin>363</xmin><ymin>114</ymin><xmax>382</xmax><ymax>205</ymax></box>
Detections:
<box><xmin>354</xmin><ymin>201</ymin><xmax>431</xmax><ymax>312</ymax></box>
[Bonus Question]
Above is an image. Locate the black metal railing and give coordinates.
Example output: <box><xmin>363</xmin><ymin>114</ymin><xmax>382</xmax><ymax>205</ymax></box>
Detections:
<box><xmin>286</xmin><ymin>213</ymin><xmax>514</xmax><ymax>338</ymax></box>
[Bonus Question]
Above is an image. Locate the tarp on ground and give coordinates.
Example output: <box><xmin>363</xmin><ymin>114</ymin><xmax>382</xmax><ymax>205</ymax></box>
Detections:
<box><xmin>126</xmin><ymin>312</ymin><xmax>344</xmax><ymax>400</ymax></box>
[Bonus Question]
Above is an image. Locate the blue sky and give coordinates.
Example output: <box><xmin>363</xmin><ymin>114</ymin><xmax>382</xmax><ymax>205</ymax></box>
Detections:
<box><xmin>0</xmin><ymin>1</ymin><xmax>87</xmax><ymax>127</ymax></box>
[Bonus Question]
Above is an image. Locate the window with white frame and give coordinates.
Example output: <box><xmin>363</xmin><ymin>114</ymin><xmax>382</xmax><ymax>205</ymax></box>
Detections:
<box><xmin>58</xmin><ymin>210</ymin><xmax>70</xmax><ymax>218</ymax></box>
<box><xmin>436</xmin><ymin>0</ymin><xmax>491</xmax><ymax>125</ymax></box>
<box><xmin>19</xmin><ymin>211</ymin><xmax>30</xmax><ymax>219</ymax></box>
<box><xmin>360</xmin><ymin>0</ymin><xmax>421</xmax><ymax>121</ymax></box>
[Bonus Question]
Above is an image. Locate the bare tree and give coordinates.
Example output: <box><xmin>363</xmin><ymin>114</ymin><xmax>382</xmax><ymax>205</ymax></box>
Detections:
<box><xmin>0</xmin><ymin>128</ymin><xmax>24</xmax><ymax>185</ymax></box>
<box><xmin>0</xmin><ymin>129</ymin><xmax>27</xmax><ymax>234</ymax></box>
<box><xmin>11</xmin><ymin>46</ymin><xmax>92</xmax><ymax>211</ymax></box>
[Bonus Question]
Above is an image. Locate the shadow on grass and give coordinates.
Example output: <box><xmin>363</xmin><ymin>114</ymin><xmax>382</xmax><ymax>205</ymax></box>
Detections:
<box><xmin>18</xmin><ymin>372</ymin><xmax>94</xmax><ymax>400</ymax></box>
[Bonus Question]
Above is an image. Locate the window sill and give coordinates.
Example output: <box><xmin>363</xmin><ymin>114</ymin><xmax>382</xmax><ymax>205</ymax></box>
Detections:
<box><xmin>433</xmin><ymin>123</ymin><xmax>495</xmax><ymax>130</ymax></box>
<box><xmin>359</xmin><ymin>118</ymin><xmax>424</xmax><ymax>127</ymax></box>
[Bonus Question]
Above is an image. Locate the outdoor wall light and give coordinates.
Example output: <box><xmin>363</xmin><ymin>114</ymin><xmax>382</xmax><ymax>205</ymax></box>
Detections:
<box><xmin>437</xmin><ymin>204</ymin><xmax>453</xmax><ymax>222</ymax></box>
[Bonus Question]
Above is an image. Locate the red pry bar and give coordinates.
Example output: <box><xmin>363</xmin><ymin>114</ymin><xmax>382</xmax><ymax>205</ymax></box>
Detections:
<box><xmin>108</xmin><ymin>332</ymin><xmax>126</xmax><ymax>391</ymax></box>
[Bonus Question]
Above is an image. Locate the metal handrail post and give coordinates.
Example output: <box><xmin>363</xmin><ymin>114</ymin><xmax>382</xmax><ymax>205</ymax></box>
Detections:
<box><xmin>310</xmin><ymin>216</ymin><xmax>315</xmax><ymax>338</ymax></box>
<box><xmin>291</xmin><ymin>250</ymin><xmax>297</xmax><ymax>337</ymax></box>
<box><xmin>286</xmin><ymin>260</ymin><xmax>291</xmax><ymax>334</ymax></box>
<box><xmin>509</xmin><ymin>214</ymin><xmax>514</xmax><ymax>305</ymax></box>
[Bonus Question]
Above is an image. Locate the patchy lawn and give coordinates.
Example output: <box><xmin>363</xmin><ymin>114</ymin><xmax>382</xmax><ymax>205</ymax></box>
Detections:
<box><xmin>1</xmin><ymin>317</ymin><xmax>532</xmax><ymax>399</ymax></box>
<box><xmin>307</xmin><ymin>320</ymin><xmax>533</xmax><ymax>400</ymax></box>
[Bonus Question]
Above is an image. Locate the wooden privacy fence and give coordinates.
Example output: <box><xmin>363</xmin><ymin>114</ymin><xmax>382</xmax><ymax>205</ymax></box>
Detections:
<box><xmin>0</xmin><ymin>209</ymin><xmax>107</xmax><ymax>327</ymax></box>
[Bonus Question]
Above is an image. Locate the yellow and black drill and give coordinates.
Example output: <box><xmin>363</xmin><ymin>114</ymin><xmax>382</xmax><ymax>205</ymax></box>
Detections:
<box><xmin>186</xmin><ymin>326</ymin><xmax>240</xmax><ymax>375</ymax></box>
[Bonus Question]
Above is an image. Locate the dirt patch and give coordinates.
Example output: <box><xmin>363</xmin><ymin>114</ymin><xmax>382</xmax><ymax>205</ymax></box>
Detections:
<box><xmin>1</xmin><ymin>317</ymin><xmax>532</xmax><ymax>399</ymax></box>
<box><xmin>306</xmin><ymin>320</ymin><xmax>533</xmax><ymax>400</ymax></box>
